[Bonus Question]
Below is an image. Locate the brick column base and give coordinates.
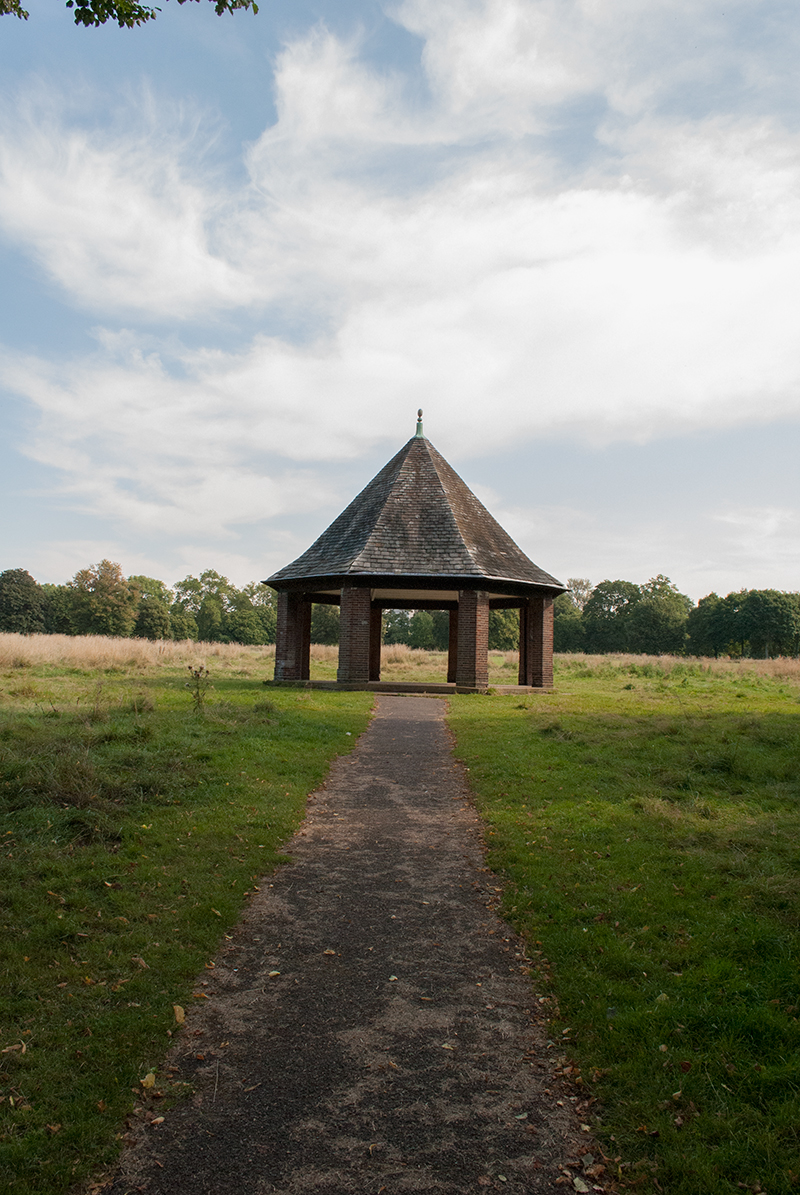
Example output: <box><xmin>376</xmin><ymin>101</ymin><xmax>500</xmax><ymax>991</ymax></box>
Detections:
<box><xmin>338</xmin><ymin>585</ymin><xmax>372</xmax><ymax>683</ymax></box>
<box><xmin>274</xmin><ymin>592</ymin><xmax>311</xmax><ymax>681</ymax></box>
<box><xmin>456</xmin><ymin>590</ymin><xmax>489</xmax><ymax>690</ymax></box>
<box><xmin>519</xmin><ymin>595</ymin><xmax>554</xmax><ymax>687</ymax></box>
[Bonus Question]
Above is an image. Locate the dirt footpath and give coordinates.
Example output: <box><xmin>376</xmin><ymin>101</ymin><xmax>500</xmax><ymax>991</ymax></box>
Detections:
<box><xmin>105</xmin><ymin>695</ymin><xmax>605</xmax><ymax>1195</ymax></box>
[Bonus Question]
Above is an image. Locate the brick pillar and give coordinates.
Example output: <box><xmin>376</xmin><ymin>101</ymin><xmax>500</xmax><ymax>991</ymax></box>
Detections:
<box><xmin>298</xmin><ymin>600</ymin><xmax>311</xmax><ymax>681</ymax></box>
<box><xmin>274</xmin><ymin>592</ymin><xmax>311</xmax><ymax>681</ymax></box>
<box><xmin>518</xmin><ymin>602</ymin><xmax>529</xmax><ymax>686</ymax></box>
<box><xmin>369</xmin><ymin>605</ymin><xmax>382</xmax><ymax>682</ymax></box>
<box><xmin>338</xmin><ymin>585</ymin><xmax>372</xmax><ymax>683</ymax></box>
<box><xmin>456</xmin><ymin>590</ymin><xmax>490</xmax><ymax>690</ymax></box>
<box><xmin>447</xmin><ymin>608</ymin><xmax>458</xmax><ymax>682</ymax></box>
<box><xmin>519</xmin><ymin>595</ymin><xmax>554</xmax><ymax>687</ymax></box>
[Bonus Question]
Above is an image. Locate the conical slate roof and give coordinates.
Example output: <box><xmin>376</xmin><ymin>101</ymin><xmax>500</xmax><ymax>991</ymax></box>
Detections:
<box><xmin>267</xmin><ymin>434</ymin><xmax>564</xmax><ymax>593</ymax></box>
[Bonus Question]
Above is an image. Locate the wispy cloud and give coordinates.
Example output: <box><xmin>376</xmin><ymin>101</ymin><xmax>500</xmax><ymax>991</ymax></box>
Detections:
<box><xmin>1</xmin><ymin>1</ymin><xmax>799</xmax><ymax>583</ymax></box>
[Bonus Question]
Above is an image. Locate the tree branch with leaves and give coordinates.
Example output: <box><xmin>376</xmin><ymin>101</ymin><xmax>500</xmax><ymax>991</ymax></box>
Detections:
<box><xmin>1</xmin><ymin>0</ymin><xmax>257</xmax><ymax>27</ymax></box>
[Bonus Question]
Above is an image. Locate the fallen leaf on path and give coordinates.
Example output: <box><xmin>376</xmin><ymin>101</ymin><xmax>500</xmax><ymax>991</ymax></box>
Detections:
<box><xmin>141</xmin><ymin>1073</ymin><xmax>156</xmax><ymax>1089</ymax></box>
<box><xmin>173</xmin><ymin>1005</ymin><xmax>185</xmax><ymax>1024</ymax></box>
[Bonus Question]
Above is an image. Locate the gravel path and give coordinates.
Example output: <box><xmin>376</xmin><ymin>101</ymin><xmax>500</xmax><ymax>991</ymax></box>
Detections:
<box><xmin>106</xmin><ymin>695</ymin><xmax>604</xmax><ymax>1195</ymax></box>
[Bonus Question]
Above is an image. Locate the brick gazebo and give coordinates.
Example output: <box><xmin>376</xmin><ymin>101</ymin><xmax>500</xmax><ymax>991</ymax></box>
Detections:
<box><xmin>266</xmin><ymin>414</ymin><xmax>565</xmax><ymax>692</ymax></box>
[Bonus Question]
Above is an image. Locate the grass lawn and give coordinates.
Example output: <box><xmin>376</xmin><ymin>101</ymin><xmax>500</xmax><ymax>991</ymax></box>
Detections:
<box><xmin>0</xmin><ymin>635</ymin><xmax>372</xmax><ymax>1195</ymax></box>
<box><xmin>3</xmin><ymin>635</ymin><xmax>799</xmax><ymax>1195</ymax></box>
<box><xmin>447</xmin><ymin>654</ymin><xmax>800</xmax><ymax>1195</ymax></box>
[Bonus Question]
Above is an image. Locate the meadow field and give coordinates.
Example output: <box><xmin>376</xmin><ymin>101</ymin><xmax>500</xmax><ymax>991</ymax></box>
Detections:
<box><xmin>1</xmin><ymin>635</ymin><xmax>798</xmax><ymax>1194</ymax></box>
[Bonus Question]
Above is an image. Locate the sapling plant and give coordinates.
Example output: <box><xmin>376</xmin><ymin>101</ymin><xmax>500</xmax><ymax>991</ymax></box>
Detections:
<box><xmin>185</xmin><ymin>664</ymin><xmax>212</xmax><ymax>712</ymax></box>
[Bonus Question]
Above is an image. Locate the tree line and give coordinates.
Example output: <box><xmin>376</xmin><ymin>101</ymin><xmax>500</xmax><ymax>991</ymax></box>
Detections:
<box><xmin>0</xmin><ymin>562</ymin><xmax>528</xmax><ymax>650</ymax></box>
<box><xmin>1</xmin><ymin>563</ymin><xmax>798</xmax><ymax>656</ymax></box>
<box><xmin>0</xmin><ymin>563</ymin><xmax>277</xmax><ymax>645</ymax></box>
<box><xmin>554</xmin><ymin>576</ymin><xmax>800</xmax><ymax>658</ymax></box>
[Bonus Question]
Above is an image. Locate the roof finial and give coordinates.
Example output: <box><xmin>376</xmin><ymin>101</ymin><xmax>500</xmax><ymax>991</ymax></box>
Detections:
<box><xmin>415</xmin><ymin>408</ymin><xmax>424</xmax><ymax>438</ymax></box>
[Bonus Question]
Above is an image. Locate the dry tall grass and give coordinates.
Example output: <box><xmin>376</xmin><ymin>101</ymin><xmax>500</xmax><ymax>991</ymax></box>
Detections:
<box><xmin>0</xmin><ymin>633</ymin><xmax>276</xmax><ymax>672</ymax></box>
<box><xmin>3</xmin><ymin>634</ymin><xmax>798</xmax><ymax>684</ymax></box>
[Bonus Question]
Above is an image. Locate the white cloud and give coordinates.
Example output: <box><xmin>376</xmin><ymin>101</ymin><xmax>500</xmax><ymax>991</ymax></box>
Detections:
<box><xmin>396</xmin><ymin>0</ymin><xmax>795</xmax><ymax>131</ymax></box>
<box><xmin>1</xmin><ymin>4</ymin><xmax>800</xmax><ymax>583</ymax></box>
<box><xmin>486</xmin><ymin>497</ymin><xmax>800</xmax><ymax>601</ymax></box>
<box><xmin>1</xmin><ymin>345</ymin><xmax>343</xmax><ymax>537</ymax></box>
<box><xmin>0</xmin><ymin>92</ymin><xmax>258</xmax><ymax>318</ymax></box>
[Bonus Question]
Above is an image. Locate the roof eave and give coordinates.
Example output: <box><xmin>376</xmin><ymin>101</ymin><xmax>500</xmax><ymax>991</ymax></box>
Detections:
<box><xmin>263</xmin><ymin>571</ymin><xmax>566</xmax><ymax>596</ymax></box>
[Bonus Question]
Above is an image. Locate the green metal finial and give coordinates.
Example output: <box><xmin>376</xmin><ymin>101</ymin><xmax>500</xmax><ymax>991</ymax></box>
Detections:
<box><xmin>415</xmin><ymin>408</ymin><xmax>424</xmax><ymax>437</ymax></box>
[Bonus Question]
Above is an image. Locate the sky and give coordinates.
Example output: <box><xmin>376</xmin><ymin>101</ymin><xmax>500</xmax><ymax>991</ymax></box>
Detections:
<box><xmin>1</xmin><ymin>0</ymin><xmax>799</xmax><ymax>602</ymax></box>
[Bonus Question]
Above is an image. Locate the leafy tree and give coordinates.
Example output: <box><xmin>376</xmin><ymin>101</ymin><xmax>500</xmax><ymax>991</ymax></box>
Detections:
<box><xmin>172</xmin><ymin>574</ymin><xmax>205</xmax><ymax>616</ymax></box>
<box><xmin>310</xmin><ymin>604</ymin><xmax>340</xmax><ymax>646</ymax></box>
<box><xmin>430</xmin><ymin>610</ymin><xmax>451</xmax><ymax>651</ymax></box>
<box><xmin>0</xmin><ymin>569</ymin><xmax>46</xmax><ymax>634</ymax></box>
<box><xmin>173</xmin><ymin>570</ymin><xmax>235</xmax><ymax>642</ymax></box>
<box><xmin>69</xmin><ymin>560</ymin><xmax>138</xmax><ymax>637</ymax></box>
<box><xmin>169</xmin><ymin>606</ymin><xmax>198</xmax><ymax>642</ymax></box>
<box><xmin>383</xmin><ymin>610</ymin><xmax>411</xmax><ymax>645</ymax></box>
<box><xmin>553</xmin><ymin>591</ymin><xmax>584</xmax><ymax>652</ymax></box>
<box><xmin>717</xmin><ymin>590</ymin><xmax>750</xmax><ymax>657</ymax></box>
<box><xmin>408</xmin><ymin>610</ymin><xmax>436</xmax><ymax>650</ymax></box>
<box><xmin>488</xmin><ymin>609</ymin><xmax>519</xmax><ymax>650</ymax></box>
<box><xmin>741</xmin><ymin>590</ymin><xmax>800</xmax><ymax>658</ymax></box>
<box><xmin>173</xmin><ymin>569</ymin><xmax>234</xmax><ymax>617</ymax></box>
<box><xmin>225</xmin><ymin>592</ymin><xmax>266</xmax><ymax>645</ymax></box>
<box><xmin>128</xmin><ymin>575</ymin><xmax>174</xmax><ymax>606</ymax></box>
<box><xmin>171</xmin><ymin>573</ymin><xmax>277</xmax><ymax>645</ymax></box>
<box><xmin>129</xmin><ymin>575</ymin><xmax>175</xmax><ymax>640</ymax></box>
<box><xmin>41</xmin><ymin>584</ymin><xmax>76</xmax><ymax>635</ymax></box>
<box><xmin>687</xmin><ymin>593</ymin><xmax>725</xmax><ymax>657</ymax></box>
<box><xmin>582</xmin><ymin>580</ymin><xmax>641</xmax><ymax>653</ymax></box>
<box><xmin>197</xmin><ymin>594</ymin><xmax>225</xmax><ymax>642</ymax></box>
<box><xmin>134</xmin><ymin>597</ymin><xmax>172</xmax><ymax>640</ymax></box>
<box><xmin>2</xmin><ymin>0</ymin><xmax>257</xmax><ymax>29</ymax></box>
<box><xmin>627</xmin><ymin>576</ymin><xmax>692</xmax><ymax>655</ymax></box>
<box><xmin>242</xmin><ymin>583</ymin><xmax>277</xmax><ymax>645</ymax></box>
<box><xmin>566</xmin><ymin>578</ymin><xmax>593</xmax><ymax>611</ymax></box>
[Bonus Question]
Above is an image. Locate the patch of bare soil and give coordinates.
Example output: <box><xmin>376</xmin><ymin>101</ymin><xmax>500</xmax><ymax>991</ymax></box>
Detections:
<box><xmin>103</xmin><ymin>695</ymin><xmax>609</xmax><ymax>1195</ymax></box>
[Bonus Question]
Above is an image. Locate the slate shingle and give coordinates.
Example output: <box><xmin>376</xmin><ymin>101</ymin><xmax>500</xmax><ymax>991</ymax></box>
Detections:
<box><xmin>267</xmin><ymin>436</ymin><xmax>563</xmax><ymax>590</ymax></box>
